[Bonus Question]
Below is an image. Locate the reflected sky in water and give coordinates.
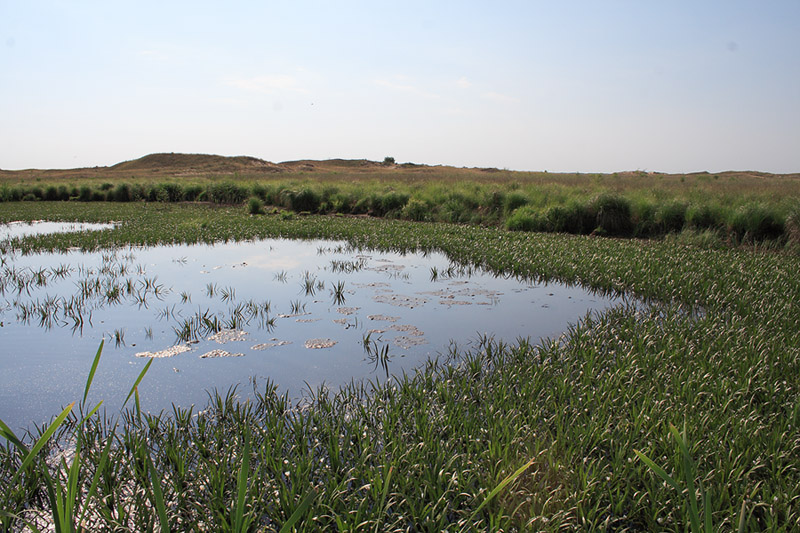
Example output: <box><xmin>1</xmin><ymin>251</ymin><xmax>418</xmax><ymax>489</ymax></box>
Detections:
<box><xmin>0</xmin><ymin>220</ymin><xmax>116</xmax><ymax>240</ymax></box>
<box><xmin>0</xmin><ymin>237</ymin><xmax>619</xmax><ymax>432</ymax></box>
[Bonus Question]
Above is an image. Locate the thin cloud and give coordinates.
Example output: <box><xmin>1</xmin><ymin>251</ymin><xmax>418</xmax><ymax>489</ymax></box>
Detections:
<box><xmin>226</xmin><ymin>75</ymin><xmax>309</xmax><ymax>94</ymax></box>
<box><xmin>374</xmin><ymin>78</ymin><xmax>439</xmax><ymax>99</ymax></box>
<box><xmin>456</xmin><ymin>76</ymin><xmax>471</xmax><ymax>89</ymax></box>
<box><xmin>482</xmin><ymin>91</ymin><xmax>520</xmax><ymax>104</ymax></box>
<box><xmin>138</xmin><ymin>49</ymin><xmax>170</xmax><ymax>62</ymax></box>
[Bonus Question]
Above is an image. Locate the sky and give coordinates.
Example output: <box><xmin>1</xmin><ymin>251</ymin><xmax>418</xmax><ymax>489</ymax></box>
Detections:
<box><xmin>1</xmin><ymin>1</ymin><xmax>798</xmax><ymax>173</ymax></box>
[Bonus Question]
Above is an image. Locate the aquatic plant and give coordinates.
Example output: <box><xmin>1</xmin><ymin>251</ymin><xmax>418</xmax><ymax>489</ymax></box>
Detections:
<box><xmin>330</xmin><ymin>280</ymin><xmax>346</xmax><ymax>305</ymax></box>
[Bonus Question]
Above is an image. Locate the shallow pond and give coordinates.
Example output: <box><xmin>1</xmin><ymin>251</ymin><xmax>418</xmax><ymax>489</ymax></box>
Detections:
<box><xmin>0</xmin><ymin>220</ymin><xmax>116</xmax><ymax>240</ymax></box>
<box><xmin>0</xmin><ymin>233</ymin><xmax>620</xmax><ymax>432</ymax></box>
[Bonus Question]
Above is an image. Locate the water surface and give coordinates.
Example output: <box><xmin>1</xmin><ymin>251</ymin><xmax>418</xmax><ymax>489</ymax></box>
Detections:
<box><xmin>0</xmin><ymin>237</ymin><xmax>619</xmax><ymax>432</ymax></box>
<box><xmin>0</xmin><ymin>220</ymin><xmax>116</xmax><ymax>240</ymax></box>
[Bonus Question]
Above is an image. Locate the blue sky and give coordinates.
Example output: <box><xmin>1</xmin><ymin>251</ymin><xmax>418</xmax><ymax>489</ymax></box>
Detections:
<box><xmin>1</xmin><ymin>1</ymin><xmax>798</xmax><ymax>172</ymax></box>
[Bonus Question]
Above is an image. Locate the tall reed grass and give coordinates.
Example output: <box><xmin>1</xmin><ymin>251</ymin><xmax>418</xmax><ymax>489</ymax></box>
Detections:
<box><xmin>2</xmin><ymin>170</ymin><xmax>797</xmax><ymax>245</ymax></box>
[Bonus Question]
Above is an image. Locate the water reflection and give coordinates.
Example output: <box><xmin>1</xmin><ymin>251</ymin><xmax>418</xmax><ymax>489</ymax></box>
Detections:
<box><xmin>0</xmin><ymin>238</ymin><xmax>620</xmax><ymax>432</ymax></box>
<box><xmin>0</xmin><ymin>220</ymin><xmax>116</xmax><ymax>240</ymax></box>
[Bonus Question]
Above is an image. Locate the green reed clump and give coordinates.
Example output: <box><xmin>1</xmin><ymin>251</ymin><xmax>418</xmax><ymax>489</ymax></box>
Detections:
<box><xmin>504</xmin><ymin>205</ymin><xmax>544</xmax><ymax>232</ymax></box>
<box><xmin>728</xmin><ymin>202</ymin><xmax>784</xmax><ymax>243</ymax></box>
<box><xmin>281</xmin><ymin>188</ymin><xmax>321</xmax><ymax>213</ymax></box>
<box><xmin>247</xmin><ymin>196</ymin><xmax>265</xmax><ymax>215</ymax></box>
<box><xmin>2</xmin><ymin>169</ymin><xmax>797</xmax><ymax>244</ymax></box>
<box><xmin>208</xmin><ymin>182</ymin><xmax>249</xmax><ymax>205</ymax></box>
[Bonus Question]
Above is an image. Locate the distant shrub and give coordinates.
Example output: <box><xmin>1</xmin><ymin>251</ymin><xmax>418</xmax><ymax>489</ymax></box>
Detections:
<box><xmin>112</xmin><ymin>183</ymin><xmax>132</xmax><ymax>202</ymax></box>
<box><xmin>130</xmin><ymin>184</ymin><xmax>147</xmax><ymax>201</ymax></box>
<box><xmin>505</xmin><ymin>206</ymin><xmax>545</xmax><ymax>232</ymax></box>
<box><xmin>383</xmin><ymin>156</ymin><xmax>395</xmax><ymax>166</ymax></box>
<box><xmin>251</xmin><ymin>183</ymin><xmax>268</xmax><ymax>201</ymax></box>
<box><xmin>786</xmin><ymin>205</ymin><xmax>800</xmax><ymax>246</ymax></box>
<box><xmin>631</xmin><ymin>200</ymin><xmax>657</xmax><ymax>238</ymax></box>
<box><xmin>22</xmin><ymin>193</ymin><xmax>38</xmax><ymax>201</ymax></box>
<box><xmin>326</xmin><ymin>192</ymin><xmax>354</xmax><ymax>214</ymax></box>
<box><xmin>484</xmin><ymin>190</ymin><xmax>506</xmax><ymax>214</ymax></box>
<box><xmin>43</xmin><ymin>185</ymin><xmax>59</xmax><ymax>201</ymax></box>
<box><xmin>283</xmin><ymin>188</ymin><xmax>321</xmax><ymax>213</ymax></box>
<box><xmin>90</xmin><ymin>190</ymin><xmax>106</xmax><ymax>202</ymax></box>
<box><xmin>371</xmin><ymin>191</ymin><xmax>409</xmax><ymax>217</ymax></box>
<box><xmin>3</xmin><ymin>187</ymin><xmax>24</xmax><ymax>201</ymax></box>
<box><xmin>542</xmin><ymin>203</ymin><xmax>587</xmax><ymax>234</ymax></box>
<box><xmin>208</xmin><ymin>182</ymin><xmax>249</xmax><ymax>204</ymax></box>
<box><xmin>57</xmin><ymin>185</ymin><xmax>69</xmax><ymax>200</ymax></box>
<box><xmin>655</xmin><ymin>201</ymin><xmax>688</xmax><ymax>234</ymax></box>
<box><xmin>247</xmin><ymin>196</ymin><xmax>265</xmax><ymax>215</ymax></box>
<box><xmin>99</xmin><ymin>182</ymin><xmax>114</xmax><ymax>191</ymax></box>
<box><xmin>686</xmin><ymin>204</ymin><xmax>723</xmax><ymax>230</ymax></box>
<box><xmin>402</xmin><ymin>198</ymin><xmax>428</xmax><ymax>221</ymax></box>
<box><xmin>351</xmin><ymin>196</ymin><xmax>371</xmax><ymax>215</ymax></box>
<box><xmin>164</xmin><ymin>183</ymin><xmax>183</xmax><ymax>202</ymax></box>
<box><xmin>503</xmin><ymin>191</ymin><xmax>528</xmax><ymax>215</ymax></box>
<box><xmin>182</xmin><ymin>185</ymin><xmax>204</xmax><ymax>202</ymax></box>
<box><xmin>78</xmin><ymin>185</ymin><xmax>92</xmax><ymax>202</ymax></box>
<box><xmin>590</xmin><ymin>194</ymin><xmax>632</xmax><ymax>236</ymax></box>
<box><xmin>147</xmin><ymin>184</ymin><xmax>169</xmax><ymax>203</ymax></box>
<box><xmin>729</xmin><ymin>203</ymin><xmax>784</xmax><ymax>242</ymax></box>
<box><xmin>438</xmin><ymin>192</ymin><xmax>479</xmax><ymax>223</ymax></box>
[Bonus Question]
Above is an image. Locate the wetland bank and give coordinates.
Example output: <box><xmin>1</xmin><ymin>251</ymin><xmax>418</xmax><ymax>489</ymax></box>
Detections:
<box><xmin>1</xmin><ymin>201</ymin><xmax>799</xmax><ymax>530</ymax></box>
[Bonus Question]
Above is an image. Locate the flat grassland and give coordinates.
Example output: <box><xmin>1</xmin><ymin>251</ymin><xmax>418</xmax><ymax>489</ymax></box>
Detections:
<box><xmin>0</xmin><ymin>156</ymin><xmax>799</xmax><ymax>530</ymax></box>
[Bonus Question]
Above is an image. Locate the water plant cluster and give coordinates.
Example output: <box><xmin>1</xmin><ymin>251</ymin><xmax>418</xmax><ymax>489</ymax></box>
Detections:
<box><xmin>2</xmin><ymin>170</ymin><xmax>799</xmax><ymax>246</ymax></box>
<box><xmin>1</xmin><ymin>202</ymin><xmax>799</xmax><ymax>530</ymax></box>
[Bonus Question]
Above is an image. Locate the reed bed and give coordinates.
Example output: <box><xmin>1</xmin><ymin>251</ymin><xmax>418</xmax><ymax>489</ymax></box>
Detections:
<box><xmin>2</xmin><ymin>170</ymin><xmax>799</xmax><ymax>246</ymax></box>
<box><xmin>0</xmin><ymin>202</ymin><xmax>799</xmax><ymax>530</ymax></box>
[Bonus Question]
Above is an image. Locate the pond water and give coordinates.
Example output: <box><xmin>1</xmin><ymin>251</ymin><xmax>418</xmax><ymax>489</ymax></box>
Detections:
<box><xmin>0</xmin><ymin>220</ymin><xmax>116</xmax><ymax>240</ymax></box>
<box><xmin>0</xmin><ymin>232</ymin><xmax>620</xmax><ymax>432</ymax></box>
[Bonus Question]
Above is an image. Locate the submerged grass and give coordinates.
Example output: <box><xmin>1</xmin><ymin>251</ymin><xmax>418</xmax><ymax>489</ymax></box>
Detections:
<box><xmin>0</xmin><ymin>202</ymin><xmax>799</xmax><ymax>530</ymax></box>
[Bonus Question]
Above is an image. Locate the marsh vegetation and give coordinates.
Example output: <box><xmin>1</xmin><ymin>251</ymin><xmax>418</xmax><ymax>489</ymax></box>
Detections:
<box><xmin>2</xmin><ymin>155</ymin><xmax>799</xmax><ymax>249</ymax></box>
<box><xmin>0</xmin><ymin>199</ymin><xmax>798</xmax><ymax>530</ymax></box>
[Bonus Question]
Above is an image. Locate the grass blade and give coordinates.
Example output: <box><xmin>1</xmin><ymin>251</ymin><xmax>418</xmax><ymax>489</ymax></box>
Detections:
<box><xmin>147</xmin><ymin>451</ymin><xmax>170</xmax><ymax>533</ymax></box>
<box><xmin>0</xmin><ymin>418</ymin><xmax>29</xmax><ymax>454</ymax></box>
<box><xmin>279</xmin><ymin>489</ymin><xmax>317</xmax><ymax>533</ymax></box>
<box><xmin>19</xmin><ymin>402</ymin><xmax>74</xmax><ymax>473</ymax></box>
<box><xmin>737</xmin><ymin>499</ymin><xmax>747</xmax><ymax>533</ymax></box>
<box><xmin>233</xmin><ymin>430</ymin><xmax>252</xmax><ymax>532</ymax></box>
<box><xmin>466</xmin><ymin>457</ymin><xmax>534</xmax><ymax>526</ymax></box>
<box><xmin>123</xmin><ymin>358</ymin><xmax>152</xmax><ymax>409</ymax></box>
<box><xmin>633</xmin><ymin>449</ymin><xmax>681</xmax><ymax>492</ymax></box>
<box><xmin>670</xmin><ymin>424</ymin><xmax>701</xmax><ymax>532</ymax></box>
<box><xmin>78</xmin><ymin>401</ymin><xmax>104</xmax><ymax>427</ymax></box>
<box><xmin>79</xmin><ymin>430</ymin><xmax>115</xmax><ymax>526</ymax></box>
<box><xmin>373</xmin><ymin>465</ymin><xmax>394</xmax><ymax>533</ymax></box>
<box><xmin>83</xmin><ymin>340</ymin><xmax>104</xmax><ymax>405</ymax></box>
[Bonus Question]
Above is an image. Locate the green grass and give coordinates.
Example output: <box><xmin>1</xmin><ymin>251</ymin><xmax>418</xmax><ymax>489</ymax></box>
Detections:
<box><xmin>1</xmin><ymin>202</ymin><xmax>799</xmax><ymax>530</ymax></box>
<box><xmin>2</xmin><ymin>166</ymin><xmax>799</xmax><ymax>246</ymax></box>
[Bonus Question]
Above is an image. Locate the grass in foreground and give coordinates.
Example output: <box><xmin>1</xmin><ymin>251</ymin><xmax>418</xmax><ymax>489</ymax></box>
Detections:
<box><xmin>0</xmin><ymin>202</ymin><xmax>799</xmax><ymax>530</ymax></box>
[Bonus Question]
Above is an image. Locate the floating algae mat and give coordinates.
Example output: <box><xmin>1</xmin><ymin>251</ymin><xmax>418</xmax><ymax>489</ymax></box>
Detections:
<box><xmin>0</xmin><ymin>237</ymin><xmax>619</xmax><ymax>431</ymax></box>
